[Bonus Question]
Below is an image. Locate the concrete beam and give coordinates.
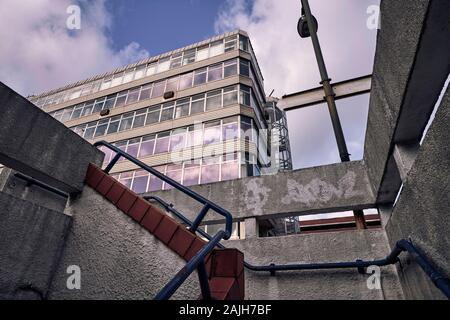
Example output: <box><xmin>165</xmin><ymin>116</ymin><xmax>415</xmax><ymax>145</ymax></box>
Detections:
<box><xmin>393</xmin><ymin>143</ymin><xmax>419</xmax><ymax>181</ymax></box>
<box><xmin>0</xmin><ymin>83</ymin><xmax>104</xmax><ymax>194</ymax></box>
<box><xmin>146</xmin><ymin>160</ymin><xmax>375</xmax><ymax>223</ymax></box>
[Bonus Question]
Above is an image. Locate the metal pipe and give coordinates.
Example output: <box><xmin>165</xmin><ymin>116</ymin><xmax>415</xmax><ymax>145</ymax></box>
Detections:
<box><xmin>14</xmin><ymin>172</ymin><xmax>68</xmax><ymax>198</ymax></box>
<box><xmin>300</xmin><ymin>0</ymin><xmax>366</xmax><ymax>228</ymax></box>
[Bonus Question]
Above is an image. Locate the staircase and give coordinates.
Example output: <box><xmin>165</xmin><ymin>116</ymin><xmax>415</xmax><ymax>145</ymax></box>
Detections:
<box><xmin>85</xmin><ymin>163</ymin><xmax>244</xmax><ymax>300</ymax></box>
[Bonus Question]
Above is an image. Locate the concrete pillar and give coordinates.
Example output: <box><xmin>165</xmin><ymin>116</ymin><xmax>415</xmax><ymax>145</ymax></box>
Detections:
<box><xmin>378</xmin><ymin>204</ymin><xmax>393</xmax><ymax>228</ymax></box>
<box><xmin>393</xmin><ymin>143</ymin><xmax>420</xmax><ymax>182</ymax></box>
<box><xmin>244</xmin><ymin>217</ymin><xmax>258</xmax><ymax>239</ymax></box>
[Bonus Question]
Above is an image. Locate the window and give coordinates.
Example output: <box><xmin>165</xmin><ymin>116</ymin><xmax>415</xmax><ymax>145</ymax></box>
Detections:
<box><xmin>196</xmin><ymin>45</ymin><xmax>209</xmax><ymax>61</ymax></box>
<box><xmin>127</xmin><ymin>88</ymin><xmax>140</xmax><ymax>104</ymax></box>
<box><xmin>123</xmin><ymin>69</ymin><xmax>135</xmax><ymax>83</ymax></box>
<box><xmin>152</xmin><ymin>80</ymin><xmax>166</xmax><ymax>98</ymax></box>
<box><xmin>148</xmin><ymin>166</ymin><xmax>165</xmax><ymax>191</ymax></box>
<box><xmin>193</xmin><ymin>68</ymin><xmax>207</xmax><ymax>86</ymax></box>
<box><xmin>154</xmin><ymin>132</ymin><xmax>170</xmax><ymax>154</ymax></box>
<box><xmin>139</xmin><ymin>135</ymin><xmax>155</xmax><ymax>157</ymax></box>
<box><xmin>61</xmin><ymin>108</ymin><xmax>73</xmax><ymax>122</ymax></box>
<box><xmin>223</xmin><ymin>86</ymin><xmax>238</xmax><ymax>106</ymax></box>
<box><xmin>93</xmin><ymin>97</ymin><xmax>106</xmax><ymax>113</ymax></box>
<box><xmin>133</xmin><ymin>110</ymin><xmax>146</xmax><ymax>128</ymax></box>
<box><xmin>224</xmin><ymin>59</ymin><xmax>238</xmax><ymax>77</ymax></box>
<box><xmin>115</xmin><ymin>141</ymin><xmax>127</xmax><ymax>163</ymax></box>
<box><xmin>201</xmin><ymin>157</ymin><xmax>220</xmax><ymax>184</ymax></box>
<box><xmin>115</xmin><ymin>91</ymin><xmax>128</xmax><ymax>108</ymax></box>
<box><xmin>126</xmin><ymin>138</ymin><xmax>141</xmax><ymax>158</ymax></box>
<box><xmin>146</xmin><ymin>62</ymin><xmax>157</xmax><ymax>76</ymax></box>
<box><xmin>207</xmin><ymin>63</ymin><xmax>223</xmax><ymax>82</ymax></box>
<box><xmin>111</xmin><ymin>72</ymin><xmax>124</xmax><ymax>87</ymax></box>
<box><xmin>157</xmin><ymin>57</ymin><xmax>170</xmax><ymax>72</ymax></box>
<box><xmin>119</xmin><ymin>112</ymin><xmax>134</xmax><ymax>132</ymax></box>
<box><xmin>209</xmin><ymin>40</ymin><xmax>224</xmax><ymax>57</ymax></box>
<box><xmin>82</xmin><ymin>101</ymin><xmax>94</xmax><ymax>116</ymax></box>
<box><xmin>74</xmin><ymin>124</ymin><xmax>86</xmax><ymax>137</ymax></box>
<box><xmin>221</xmin><ymin>154</ymin><xmax>239</xmax><ymax>181</ymax></box>
<box><xmin>241</xmin><ymin>116</ymin><xmax>253</xmax><ymax>141</ymax></box>
<box><xmin>104</xmin><ymin>94</ymin><xmax>117</xmax><ymax>110</ymax></box>
<box><xmin>190</xmin><ymin>94</ymin><xmax>205</xmax><ymax>114</ymax></box>
<box><xmin>132</xmin><ymin>170</ymin><xmax>149</xmax><ymax>194</ymax></box>
<box><xmin>103</xmin><ymin>116</ymin><xmax>118</xmax><ymax>135</ymax></box>
<box><xmin>182</xmin><ymin>49</ymin><xmax>196</xmax><ymax>65</ymax></box>
<box><xmin>239</xmin><ymin>60</ymin><xmax>250</xmax><ymax>77</ymax></box>
<box><xmin>165</xmin><ymin>76</ymin><xmax>179</xmax><ymax>92</ymax></box>
<box><xmin>203</xmin><ymin>121</ymin><xmax>221</xmax><ymax>145</ymax></box>
<box><xmin>94</xmin><ymin>119</ymin><xmax>109</xmax><ymax>137</ymax></box>
<box><xmin>240</xmin><ymin>85</ymin><xmax>251</xmax><ymax>106</ymax></box>
<box><xmin>205</xmin><ymin>90</ymin><xmax>222</xmax><ymax>111</ymax></box>
<box><xmin>175</xmin><ymin>98</ymin><xmax>190</xmax><ymax>119</ymax></box>
<box><xmin>170</xmin><ymin>53</ymin><xmax>183</xmax><ymax>69</ymax></box>
<box><xmin>179</xmin><ymin>72</ymin><xmax>193</xmax><ymax>90</ymax></box>
<box><xmin>160</xmin><ymin>102</ymin><xmax>174</xmax><ymax>122</ymax></box>
<box><xmin>134</xmin><ymin>65</ymin><xmax>146</xmax><ymax>80</ymax></box>
<box><xmin>186</xmin><ymin>126</ymin><xmax>203</xmax><ymax>147</ymax></box>
<box><xmin>225</xmin><ymin>35</ymin><xmax>237</xmax><ymax>52</ymax></box>
<box><xmin>71</xmin><ymin>104</ymin><xmax>84</xmax><ymax>119</ymax></box>
<box><xmin>239</xmin><ymin>35</ymin><xmax>249</xmax><ymax>51</ymax></box>
<box><xmin>164</xmin><ymin>164</ymin><xmax>183</xmax><ymax>190</ymax></box>
<box><xmin>223</xmin><ymin>117</ymin><xmax>239</xmax><ymax>141</ymax></box>
<box><xmin>83</xmin><ymin>123</ymin><xmax>97</xmax><ymax>140</ymax></box>
<box><xmin>146</xmin><ymin>106</ymin><xmax>161</xmax><ymax>125</ymax></box>
<box><xmin>119</xmin><ymin>171</ymin><xmax>133</xmax><ymax>189</ymax></box>
<box><xmin>183</xmin><ymin>162</ymin><xmax>200</xmax><ymax>186</ymax></box>
<box><xmin>101</xmin><ymin>76</ymin><xmax>112</xmax><ymax>90</ymax></box>
<box><xmin>139</xmin><ymin>84</ymin><xmax>152</xmax><ymax>101</ymax></box>
<box><xmin>169</xmin><ymin>130</ymin><xmax>186</xmax><ymax>151</ymax></box>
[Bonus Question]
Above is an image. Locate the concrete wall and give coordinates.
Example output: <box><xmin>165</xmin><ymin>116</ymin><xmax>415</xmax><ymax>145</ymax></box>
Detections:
<box><xmin>226</xmin><ymin>229</ymin><xmax>403</xmax><ymax>300</ymax></box>
<box><xmin>384</xmin><ymin>86</ymin><xmax>450</xmax><ymax>300</ymax></box>
<box><xmin>147</xmin><ymin>160</ymin><xmax>375</xmax><ymax>223</ymax></box>
<box><xmin>0</xmin><ymin>82</ymin><xmax>103</xmax><ymax>194</ymax></box>
<box><xmin>0</xmin><ymin>191</ymin><xmax>71</xmax><ymax>299</ymax></box>
<box><xmin>49</xmin><ymin>186</ymin><xmax>199</xmax><ymax>300</ymax></box>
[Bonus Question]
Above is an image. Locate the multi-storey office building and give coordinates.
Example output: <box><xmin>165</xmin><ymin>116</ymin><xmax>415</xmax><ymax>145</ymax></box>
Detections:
<box><xmin>28</xmin><ymin>30</ymin><xmax>289</xmax><ymax>195</ymax></box>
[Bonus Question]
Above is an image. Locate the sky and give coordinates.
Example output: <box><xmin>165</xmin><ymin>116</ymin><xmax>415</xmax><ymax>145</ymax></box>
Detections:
<box><xmin>0</xmin><ymin>0</ymin><xmax>380</xmax><ymax>170</ymax></box>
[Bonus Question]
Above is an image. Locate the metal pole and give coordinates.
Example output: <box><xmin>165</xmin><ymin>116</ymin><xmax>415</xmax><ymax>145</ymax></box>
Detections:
<box><xmin>300</xmin><ymin>0</ymin><xmax>366</xmax><ymax>229</ymax></box>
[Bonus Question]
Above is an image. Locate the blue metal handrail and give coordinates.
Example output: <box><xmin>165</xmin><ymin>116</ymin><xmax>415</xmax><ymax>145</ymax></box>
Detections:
<box><xmin>94</xmin><ymin>140</ymin><xmax>235</xmax><ymax>300</ymax></box>
<box><xmin>146</xmin><ymin>195</ymin><xmax>450</xmax><ymax>299</ymax></box>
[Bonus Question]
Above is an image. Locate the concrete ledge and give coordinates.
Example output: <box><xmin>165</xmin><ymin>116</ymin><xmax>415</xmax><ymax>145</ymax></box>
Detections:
<box><xmin>0</xmin><ymin>82</ymin><xmax>104</xmax><ymax>194</ymax></box>
<box><xmin>146</xmin><ymin>160</ymin><xmax>375</xmax><ymax>222</ymax></box>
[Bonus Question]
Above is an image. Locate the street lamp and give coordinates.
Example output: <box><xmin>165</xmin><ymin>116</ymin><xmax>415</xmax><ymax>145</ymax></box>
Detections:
<box><xmin>298</xmin><ymin>0</ymin><xmax>367</xmax><ymax>229</ymax></box>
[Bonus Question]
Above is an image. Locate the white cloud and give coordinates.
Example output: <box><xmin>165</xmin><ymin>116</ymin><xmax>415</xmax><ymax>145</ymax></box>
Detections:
<box><xmin>215</xmin><ymin>0</ymin><xmax>379</xmax><ymax>169</ymax></box>
<box><xmin>0</xmin><ymin>0</ymin><xmax>149</xmax><ymax>96</ymax></box>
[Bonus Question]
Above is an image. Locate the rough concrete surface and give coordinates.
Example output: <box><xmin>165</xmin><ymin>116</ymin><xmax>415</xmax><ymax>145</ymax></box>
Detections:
<box><xmin>0</xmin><ymin>191</ymin><xmax>71</xmax><ymax>299</ymax></box>
<box><xmin>0</xmin><ymin>82</ymin><xmax>104</xmax><ymax>194</ymax></box>
<box><xmin>147</xmin><ymin>160</ymin><xmax>375</xmax><ymax>223</ymax></box>
<box><xmin>227</xmin><ymin>229</ymin><xmax>404</xmax><ymax>300</ymax></box>
<box><xmin>385</xmin><ymin>85</ymin><xmax>450</xmax><ymax>300</ymax></box>
<box><xmin>49</xmin><ymin>186</ymin><xmax>199</xmax><ymax>300</ymax></box>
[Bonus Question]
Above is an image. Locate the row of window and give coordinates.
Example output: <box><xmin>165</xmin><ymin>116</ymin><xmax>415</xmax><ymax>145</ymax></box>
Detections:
<box><xmin>98</xmin><ymin>116</ymin><xmax>255</xmax><ymax>165</ymax></box>
<box><xmin>51</xmin><ymin>58</ymin><xmax>251</xmax><ymax>123</ymax></box>
<box><xmin>32</xmin><ymin>34</ymin><xmax>251</xmax><ymax>109</ymax></box>
<box><xmin>108</xmin><ymin>151</ymin><xmax>259</xmax><ymax>194</ymax></box>
<box><xmin>71</xmin><ymin>85</ymin><xmax>255</xmax><ymax>140</ymax></box>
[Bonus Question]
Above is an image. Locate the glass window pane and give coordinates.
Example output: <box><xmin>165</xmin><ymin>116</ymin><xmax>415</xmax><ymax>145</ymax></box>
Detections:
<box><xmin>175</xmin><ymin>98</ymin><xmax>190</xmax><ymax>118</ymax></box>
<box><xmin>82</xmin><ymin>101</ymin><xmax>94</xmax><ymax>116</ymax></box>
<box><xmin>170</xmin><ymin>53</ymin><xmax>182</xmax><ymax>69</ymax></box>
<box><xmin>183</xmin><ymin>166</ymin><xmax>200</xmax><ymax>186</ymax></box>
<box><xmin>224</xmin><ymin>60</ymin><xmax>238</xmax><ymax>77</ymax></box>
<box><xmin>61</xmin><ymin>108</ymin><xmax>73</xmax><ymax>122</ymax></box>
<box><xmin>201</xmin><ymin>164</ymin><xmax>220</xmax><ymax>184</ymax></box>
<box><xmin>165</xmin><ymin>169</ymin><xmax>182</xmax><ymax>190</ymax></box>
<box><xmin>179</xmin><ymin>72</ymin><xmax>193</xmax><ymax>90</ymax></box>
<box><xmin>146</xmin><ymin>106</ymin><xmax>161</xmax><ymax>125</ymax></box>
<box><xmin>203</xmin><ymin>123</ymin><xmax>221</xmax><ymax>145</ymax></box>
<box><xmin>196</xmin><ymin>45</ymin><xmax>209</xmax><ymax>61</ymax></box>
<box><xmin>134</xmin><ymin>65</ymin><xmax>146</xmax><ymax>80</ymax></box>
<box><xmin>239</xmin><ymin>35</ymin><xmax>249</xmax><ymax>51</ymax></box>
<box><xmin>133</xmin><ymin>110</ymin><xmax>146</xmax><ymax>128</ymax></box>
<box><xmin>193</xmin><ymin>68</ymin><xmax>207</xmax><ymax>86</ymax></box>
<box><xmin>186</xmin><ymin>129</ymin><xmax>203</xmax><ymax>147</ymax></box>
<box><xmin>94</xmin><ymin>119</ymin><xmax>109</xmax><ymax>137</ymax></box>
<box><xmin>123</xmin><ymin>70</ymin><xmax>134</xmax><ymax>83</ymax></box>
<box><xmin>221</xmin><ymin>162</ymin><xmax>239</xmax><ymax>181</ymax></box>
<box><xmin>240</xmin><ymin>86</ymin><xmax>251</xmax><ymax>106</ymax></box>
<box><xmin>209</xmin><ymin>40</ymin><xmax>224</xmax><ymax>57</ymax></box>
<box><xmin>115</xmin><ymin>92</ymin><xmax>128</xmax><ymax>108</ymax></box>
<box><xmin>151</xmin><ymin>80</ymin><xmax>166</xmax><ymax>98</ymax></box>
<box><xmin>190</xmin><ymin>94</ymin><xmax>205</xmax><ymax>115</ymax></box>
<box><xmin>154</xmin><ymin>132</ymin><xmax>170</xmax><ymax>154</ymax></box>
<box><xmin>157</xmin><ymin>57</ymin><xmax>170</xmax><ymax>72</ymax></box>
<box><xmin>240</xmin><ymin>60</ymin><xmax>250</xmax><ymax>77</ymax></box>
<box><xmin>104</xmin><ymin>95</ymin><xmax>117</xmax><ymax>109</ymax></box>
<box><xmin>126</xmin><ymin>138</ymin><xmax>141</xmax><ymax>158</ymax></box>
<box><xmin>83</xmin><ymin>124</ymin><xmax>96</xmax><ymax>140</ymax></box>
<box><xmin>160</xmin><ymin>102</ymin><xmax>174</xmax><ymax>122</ymax></box>
<box><xmin>225</xmin><ymin>35</ymin><xmax>237</xmax><ymax>52</ymax></box>
<box><xmin>119</xmin><ymin>171</ymin><xmax>133</xmax><ymax>189</ymax></box>
<box><xmin>206</xmin><ymin>90</ymin><xmax>222</xmax><ymax>111</ymax></box>
<box><xmin>148</xmin><ymin>173</ymin><xmax>164</xmax><ymax>191</ymax></box>
<box><xmin>106</xmin><ymin>116</ymin><xmax>121</xmax><ymax>135</ymax></box>
<box><xmin>139</xmin><ymin>135</ymin><xmax>155</xmax><ymax>157</ymax></box>
<box><xmin>132</xmin><ymin>175</ymin><xmax>148</xmax><ymax>194</ymax></box>
<box><xmin>139</xmin><ymin>84</ymin><xmax>152</xmax><ymax>101</ymax></box>
<box><xmin>127</xmin><ymin>88</ymin><xmax>140</xmax><ymax>104</ymax></box>
<box><xmin>93</xmin><ymin>98</ymin><xmax>105</xmax><ymax>113</ymax></box>
<box><xmin>111</xmin><ymin>72</ymin><xmax>124</xmax><ymax>87</ymax></box>
<box><xmin>71</xmin><ymin>105</ymin><xmax>84</xmax><ymax>119</ymax></box>
<box><xmin>119</xmin><ymin>112</ymin><xmax>134</xmax><ymax>132</ymax></box>
<box><xmin>165</xmin><ymin>77</ymin><xmax>179</xmax><ymax>92</ymax></box>
<box><xmin>146</xmin><ymin>62</ymin><xmax>157</xmax><ymax>76</ymax></box>
<box><xmin>207</xmin><ymin>64</ymin><xmax>223</xmax><ymax>82</ymax></box>
<box><xmin>100</xmin><ymin>76</ymin><xmax>112</xmax><ymax>90</ymax></box>
<box><xmin>182</xmin><ymin>49</ymin><xmax>196</xmax><ymax>65</ymax></box>
<box><xmin>223</xmin><ymin>86</ymin><xmax>238</xmax><ymax>106</ymax></box>
<box><xmin>169</xmin><ymin>131</ymin><xmax>186</xmax><ymax>151</ymax></box>
<box><xmin>223</xmin><ymin>122</ymin><xmax>238</xmax><ymax>140</ymax></box>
